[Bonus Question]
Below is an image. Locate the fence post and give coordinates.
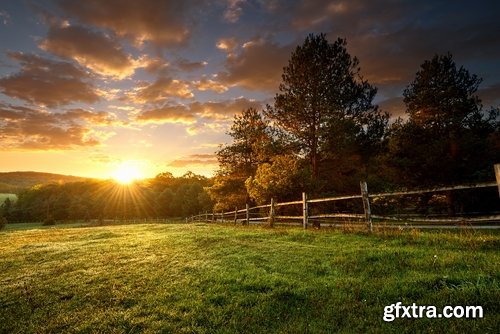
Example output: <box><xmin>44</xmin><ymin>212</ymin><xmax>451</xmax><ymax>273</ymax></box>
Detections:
<box><xmin>495</xmin><ymin>164</ymin><xmax>500</xmax><ymax>197</ymax></box>
<box><xmin>302</xmin><ymin>192</ymin><xmax>308</xmax><ymax>229</ymax></box>
<box><xmin>221</xmin><ymin>210</ymin><xmax>224</xmax><ymax>223</ymax></box>
<box><xmin>360</xmin><ymin>181</ymin><xmax>373</xmax><ymax>233</ymax></box>
<box><xmin>269</xmin><ymin>198</ymin><xmax>275</xmax><ymax>227</ymax></box>
<box><xmin>205</xmin><ymin>211</ymin><xmax>208</xmax><ymax>222</ymax></box>
<box><xmin>234</xmin><ymin>207</ymin><xmax>238</xmax><ymax>224</ymax></box>
<box><xmin>245</xmin><ymin>203</ymin><xmax>249</xmax><ymax>225</ymax></box>
<box><xmin>212</xmin><ymin>211</ymin><xmax>215</xmax><ymax>223</ymax></box>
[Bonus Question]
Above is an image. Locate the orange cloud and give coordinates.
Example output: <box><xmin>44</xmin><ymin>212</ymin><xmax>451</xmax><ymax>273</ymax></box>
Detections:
<box><xmin>135</xmin><ymin>97</ymin><xmax>262</xmax><ymax>125</ymax></box>
<box><xmin>193</xmin><ymin>78</ymin><xmax>228</xmax><ymax>93</ymax></box>
<box><xmin>143</xmin><ymin>57</ymin><xmax>170</xmax><ymax>75</ymax></box>
<box><xmin>0</xmin><ymin>52</ymin><xmax>100</xmax><ymax>107</ymax></box>
<box><xmin>168</xmin><ymin>154</ymin><xmax>218</xmax><ymax>168</ymax></box>
<box><xmin>0</xmin><ymin>104</ymin><xmax>116</xmax><ymax>149</ymax></box>
<box><xmin>40</xmin><ymin>24</ymin><xmax>139</xmax><ymax>79</ymax></box>
<box><xmin>56</xmin><ymin>0</ymin><xmax>196</xmax><ymax>46</ymax></box>
<box><xmin>136</xmin><ymin>105</ymin><xmax>196</xmax><ymax>124</ymax></box>
<box><xmin>189</xmin><ymin>97</ymin><xmax>262</xmax><ymax>120</ymax></box>
<box><xmin>216</xmin><ymin>37</ymin><xmax>238</xmax><ymax>53</ymax></box>
<box><xmin>130</xmin><ymin>77</ymin><xmax>194</xmax><ymax>103</ymax></box>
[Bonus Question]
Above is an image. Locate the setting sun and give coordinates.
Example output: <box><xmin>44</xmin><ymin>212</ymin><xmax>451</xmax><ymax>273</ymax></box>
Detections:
<box><xmin>111</xmin><ymin>162</ymin><xmax>144</xmax><ymax>184</ymax></box>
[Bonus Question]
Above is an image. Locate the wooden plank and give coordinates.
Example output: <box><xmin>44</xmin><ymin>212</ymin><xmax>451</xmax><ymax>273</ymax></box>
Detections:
<box><xmin>274</xmin><ymin>200</ymin><xmax>302</xmax><ymax>207</ymax></box>
<box><xmin>275</xmin><ymin>215</ymin><xmax>303</xmax><ymax>220</ymax></box>
<box><xmin>309</xmin><ymin>213</ymin><xmax>365</xmax><ymax>219</ymax></box>
<box><xmin>308</xmin><ymin>194</ymin><xmax>362</xmax><ymax>203</ymax></box>
<box><xmin>248</xmin><ymin>217</ymin><xmax>268</xmax><ymax>221</ymax></box>
<box><xmin>369</xmin><ymin>181</ymin><xmax>496</xmax><ymax>198</ymax></box>
<box><xmin>252</xmin><ymin>204</ymin><xmax>271</xmax><ymax>209</ymax></box>
<box><xmin>371</xmin><ymin>214</ymin><xmax>500</xmax><ymax>223</ymax></box>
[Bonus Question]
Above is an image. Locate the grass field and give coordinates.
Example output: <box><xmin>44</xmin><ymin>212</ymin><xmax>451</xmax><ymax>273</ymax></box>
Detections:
<box><xmin>0</xmin><ymin>223</ymin><xmax>498</xmax><ymax>333</ymax></box>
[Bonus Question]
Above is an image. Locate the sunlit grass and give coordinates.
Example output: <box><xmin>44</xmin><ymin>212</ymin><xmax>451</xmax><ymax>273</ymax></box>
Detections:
<box><xmin>0</xmin><ymin>223</ymin><xmax>498</xmax><ymax>333</ymax></box>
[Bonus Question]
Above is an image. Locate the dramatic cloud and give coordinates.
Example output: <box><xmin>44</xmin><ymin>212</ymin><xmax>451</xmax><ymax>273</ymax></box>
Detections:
<box><xmin>188</xmin><ymin>97</ymin><xmax>262</xmax><ymax>120</ymax></box>
<box><xmin>218</xmin><ymin>37</ymin><xmax>292</xmax><ymax>91</ymax></box>
<box><xmin>143</xmin><ymin>57</ymin><xmax>170</xmax><ymax>75</ymax></box>
<box><xmin>136</xmin><ymin>105</ymin><xmax>196</xmax><ymax>125</ymax></box>
<box><xmin>56</xmin><ymin>0</ymin><xmax>198</xmax><ymax>46</ymax></box>
<box><xmin>288</xmin><ymin>0</ymin><xmax>500</xmax><ymax>88</ymax></box>
<box><xmin>0</xmin><ymin>104</ymin><xmax>117</xmax><ymax>149</ymax></box>
<box><xmin>130</xmin><ymin>77</ymin><xmax>194</xmax><ymax>103</ymax></box>
<box><xmin>168</xmin><ymin>153</ymin><xmax>218</xmax><ymax>168</ymax></box>
<box><xmin>40</xmin><ymin>24</ymin><xmax>140</xmax><ymax>79</ymax></box>
<box><xmin>193</xmin><ymin>78</ymin><xmax>228</xmax><ymax>93</ymax></box>
<box><xmin>135</xmin><ymin>97</ymin><xmax>262</xmax><ymax>124</ymax></box>
<box><xmin>0</xmin><ymin>52</ymin><xmax>100</xmax><ymax>107</ymax></box>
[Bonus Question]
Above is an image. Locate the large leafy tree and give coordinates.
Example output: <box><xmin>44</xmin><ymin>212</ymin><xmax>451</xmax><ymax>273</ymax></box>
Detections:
<box><xmin>208</xmin><ymin>108</ymin><xmax>275</xmax><ymax>210</ymax></box>
<box><xmin>388</xmin><ymin>53</ymin><xmax>499</xmax><ymax>213</ymax></box>
<box><xmin>265</xmin><ymin>34</ymin><xmax>387</xmax><ymax>184</ymax></box>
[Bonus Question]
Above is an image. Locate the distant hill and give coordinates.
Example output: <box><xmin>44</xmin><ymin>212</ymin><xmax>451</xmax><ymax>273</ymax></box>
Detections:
<box><xmin>0</xmin><ymin>172</ymin><xmax>92</xmax><ymax>194</ymax></box>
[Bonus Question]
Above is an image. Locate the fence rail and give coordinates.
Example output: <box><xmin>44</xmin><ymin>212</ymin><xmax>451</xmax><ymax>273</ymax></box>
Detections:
<box><xmin>188</xmin><ymin>167</ymin><xmax>500</xmax><ymax>231</ymax></box>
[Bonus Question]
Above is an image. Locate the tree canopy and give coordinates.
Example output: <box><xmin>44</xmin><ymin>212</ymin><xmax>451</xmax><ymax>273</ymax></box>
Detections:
<box><xmin>265</xmin><ymin>33</ymin><xmax>388</xmax><ymax>193</ymax></box>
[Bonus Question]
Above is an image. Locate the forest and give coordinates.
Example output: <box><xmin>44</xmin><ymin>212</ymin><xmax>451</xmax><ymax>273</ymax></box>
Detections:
<box><xmin>1</xmin><ymin>33</ymin><xmax>499</xmax><ymax>224</ymax></box>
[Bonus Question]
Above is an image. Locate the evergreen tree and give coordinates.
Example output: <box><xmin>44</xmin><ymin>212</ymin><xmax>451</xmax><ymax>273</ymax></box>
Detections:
<box><xmin>388</xmin><ymin>53</ymin><xmax>499</xmax><ymax>214</ymax></box>
<box><xmin>265</xmin><ymin>34</ymin><xmax>387</xmax><ymax>188</ymax></box>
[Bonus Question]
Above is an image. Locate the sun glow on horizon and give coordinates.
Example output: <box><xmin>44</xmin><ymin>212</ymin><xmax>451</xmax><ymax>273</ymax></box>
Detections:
<box><xmin>111</xmin><ymin>161</ymin><xmax>144</xmax><ymax>185</ymax></box>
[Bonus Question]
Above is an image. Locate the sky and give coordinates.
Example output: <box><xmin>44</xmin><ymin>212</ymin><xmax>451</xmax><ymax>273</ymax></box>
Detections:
<box><xmin>0</xmin><ymin>0</ymin><xmax>499</xmax><ymax>180</ymax></box>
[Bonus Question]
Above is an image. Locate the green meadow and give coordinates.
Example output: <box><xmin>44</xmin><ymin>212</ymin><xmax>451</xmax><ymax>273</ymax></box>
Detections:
<box><xmin>0</xmin><ymin>223</ymin><xmax>498</xmax><ymax>333</ymax></box>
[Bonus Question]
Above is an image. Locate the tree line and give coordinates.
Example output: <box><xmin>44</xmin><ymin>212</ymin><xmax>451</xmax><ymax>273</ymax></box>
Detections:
<box><xmin>1</xmin><ymin>33</ymin><xmax>498</xmax><ymax>224</ymax></box>
<box><xmin>207</xmin><ymin>33</ymin><xmax>499</xmax><ymax>216</ymax></box>
<box><xmin>0</xmin><ymin>172</ymin><xmax>213</xmax><ymax>223</ymax></box>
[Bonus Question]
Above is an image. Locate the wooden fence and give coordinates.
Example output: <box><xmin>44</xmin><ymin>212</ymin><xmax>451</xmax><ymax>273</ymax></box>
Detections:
<box><xmin>188</xmin><ymin>174</ymin><xmax>500</xmax><ymax>231</ymax></box>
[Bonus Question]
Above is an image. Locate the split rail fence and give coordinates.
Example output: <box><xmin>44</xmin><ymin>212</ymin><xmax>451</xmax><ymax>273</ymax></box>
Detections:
<box><xmin>188</xmin><ymin>165</ymin><xmax>500</xmax><ymax>231</ymax></box>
